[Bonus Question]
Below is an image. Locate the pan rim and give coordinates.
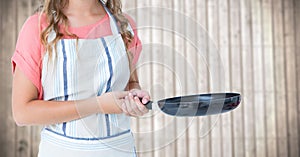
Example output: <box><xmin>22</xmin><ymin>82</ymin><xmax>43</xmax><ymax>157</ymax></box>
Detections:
<box><xmin>157</xmin><ymin>92</ymin><xmax>241</xmax><ymax>104</ymax></box>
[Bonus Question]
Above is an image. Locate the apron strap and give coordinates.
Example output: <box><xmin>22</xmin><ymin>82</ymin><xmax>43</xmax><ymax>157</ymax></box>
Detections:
<box><xmin>100</xmin><ymin>0</ymin><xmax>120</xmax><ymax>35</ymax></box>
<box><xmin>99</xmin><ymin>0</ymin><xmax>135</xmax><ymax>37</ymax></box>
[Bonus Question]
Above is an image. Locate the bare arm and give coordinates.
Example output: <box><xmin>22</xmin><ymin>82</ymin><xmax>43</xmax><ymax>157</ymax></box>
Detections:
<box><xmin>12</xmin><ymin>66</ymin><xmax>127</xmax><ymax>126</ymax></box>
<box><xmin>127</xmin><ymin>68</ymin><xmax>141</xmax><ymax>90</ymax></box>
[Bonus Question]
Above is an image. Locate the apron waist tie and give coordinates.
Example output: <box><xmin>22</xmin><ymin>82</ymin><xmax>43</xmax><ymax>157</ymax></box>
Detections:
<box><xmin>41</xmin><ymin>128</ymin><xmax>133</xmax><ymax>150</ymax></box>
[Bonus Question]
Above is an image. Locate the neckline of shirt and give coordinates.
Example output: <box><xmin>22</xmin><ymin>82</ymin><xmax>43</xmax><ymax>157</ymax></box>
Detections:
<box><xmin>68</xmin><ymin>13</ymin><xmax>109</xmax><ymax>31</ymax></box>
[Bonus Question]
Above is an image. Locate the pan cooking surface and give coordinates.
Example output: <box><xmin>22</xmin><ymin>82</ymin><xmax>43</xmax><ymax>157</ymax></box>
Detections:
<box><xmin>157</xmin><ymin>93</ymin><xmax>241</xmax><ymax>116</ymax></box>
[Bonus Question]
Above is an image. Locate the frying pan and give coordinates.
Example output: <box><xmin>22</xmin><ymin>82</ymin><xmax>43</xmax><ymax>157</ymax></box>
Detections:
<box><xmin>141</xmin><ymin>93</ymin><xmax>241</xmax><ymax>117</ymax></box>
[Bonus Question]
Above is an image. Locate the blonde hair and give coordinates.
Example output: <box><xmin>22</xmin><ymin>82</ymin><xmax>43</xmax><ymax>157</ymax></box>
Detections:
<box><xmin>39</xmin><ymin>0</ymin><xmax>133</xmax><ymax>59</ymax></box>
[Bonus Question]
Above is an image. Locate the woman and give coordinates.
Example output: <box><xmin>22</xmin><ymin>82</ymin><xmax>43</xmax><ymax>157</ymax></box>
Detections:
<box><xmin>11</xmin><ymin>0</ymin><xmax>149</xmax><ymax>156</ymax></box>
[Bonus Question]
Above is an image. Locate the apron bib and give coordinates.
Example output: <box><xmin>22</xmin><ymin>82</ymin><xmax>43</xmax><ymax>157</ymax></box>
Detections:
<box><xmin>38</xmin><ymin>4</ymin><xmax>136</xmax><ymax>157</ymax></box>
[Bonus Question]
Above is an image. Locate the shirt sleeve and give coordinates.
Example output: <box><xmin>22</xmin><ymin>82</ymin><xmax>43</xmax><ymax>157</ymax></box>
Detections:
<box><xmin>11</xmin><ymin>14</ymin><xmax>44</xmax><ymax>100</ymax></box>
<box><xmin>125</xmin><ymin>14</ymin><xmax>142</xmax><ymax>66</ymax></box>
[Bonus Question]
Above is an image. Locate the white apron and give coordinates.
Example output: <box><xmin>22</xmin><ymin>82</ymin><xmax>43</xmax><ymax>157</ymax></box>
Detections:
<box><xmin>38</xmin><ymin>4</ymin><xmax>136</xmax><ymax>157</ymax></box>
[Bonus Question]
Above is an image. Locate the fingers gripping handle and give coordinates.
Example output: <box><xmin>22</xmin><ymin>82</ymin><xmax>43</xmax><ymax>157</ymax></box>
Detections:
<box><xmin>139</xmin><ymin>98</ymin><xmax>153</xmax><ymax>110</ymax></box>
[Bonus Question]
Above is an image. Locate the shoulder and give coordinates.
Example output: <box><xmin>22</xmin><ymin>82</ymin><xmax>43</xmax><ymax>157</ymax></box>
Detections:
<box><xmin>16</xmin><ymin>13</ymin><xmax>48</xmax><ymax>53</ymax></box>
<box><xmin>124</xmin><ymin>14</ymin><xmax>137</xmax><ymax>28</ymax></box>
<box><xmin>123</xmin><ymin>13</ymin><xmax>138</xmax><ymax>35</ymax></box>
<box><xmin>20</xmin><ymin>13</ymin><xmax>48</xmax><ymax>34</ymax></box>
<box><xmin>16</xmin><ymin>13</ymin><xmax>48</xmax><ymax>52</ymax></box>
<box><xmin>14</xmin><ymin>13</ymin><xmax>49</xmax><ymax>65</ymax></box>
<box><xmin>122</xmin><ymin>14</ymin><xmax>142</xmax><ymax>65</ymax></box>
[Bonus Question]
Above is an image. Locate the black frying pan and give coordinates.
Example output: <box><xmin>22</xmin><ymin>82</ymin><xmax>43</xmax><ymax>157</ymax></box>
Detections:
<box><xmin>142</xmin><ymin>93</ymin><xmax>241</xmax><ymax>117</ymax></box>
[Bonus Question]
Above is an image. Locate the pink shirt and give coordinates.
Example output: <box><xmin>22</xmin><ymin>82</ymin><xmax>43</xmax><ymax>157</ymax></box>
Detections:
<box><xmin>12</xmin><ymin>13</ymin><xmax>142</xmax><ymax>100</ymax></box>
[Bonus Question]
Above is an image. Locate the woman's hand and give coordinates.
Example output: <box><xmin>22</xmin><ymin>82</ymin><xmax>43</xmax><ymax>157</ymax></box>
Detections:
<box><xmin>130</xmin><ymin>89</ymin><xmax>150</xmax><ymax>104</ymax></box>
<box><xmin>121</xmin><ymin>89</ymin><xmax>150</xmax><ymax>117</ymax></box>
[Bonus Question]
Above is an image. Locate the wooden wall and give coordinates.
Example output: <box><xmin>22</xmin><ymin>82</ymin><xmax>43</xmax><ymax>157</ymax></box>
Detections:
<box><xmin>0</xmin><ymin>0</ymin><xmax>299</xmax><ymax>157</ymax></box>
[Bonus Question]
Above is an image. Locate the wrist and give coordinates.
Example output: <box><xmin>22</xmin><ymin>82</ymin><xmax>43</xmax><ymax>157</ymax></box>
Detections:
<box><xmin>96</xmin><ymin>92</ymin><xmax>125</xmax><ymax>114</ymax></box>
<box><xmin>128</xmin><ymin>82</ymin><xmax>141</xmax><ymax>90</ymax></box>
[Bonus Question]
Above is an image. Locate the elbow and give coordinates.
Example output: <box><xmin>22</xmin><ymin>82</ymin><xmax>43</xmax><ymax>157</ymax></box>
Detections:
<box><xmin>15</xmin><ymin>119</ymin><xmax>28</xmax><ymax>127</ymax></box>
<box><xmin>15</xmin><ymin>120</ymin><xmax>26</xmax><ymax>127</ymax></box>
<box><xmin>12</xmin><ymin>105</ymin><xmax>31</xmax><ymax>127</ymax></box>
<box><xmin>12</xmin><ymin>111</ymin><xmax>27</xmax><ymax>126</ymax></box>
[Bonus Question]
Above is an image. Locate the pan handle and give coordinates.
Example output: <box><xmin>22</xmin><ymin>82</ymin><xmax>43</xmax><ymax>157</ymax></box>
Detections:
<box><xmin>139</xmin><ymin>98</ymin><xmax>153</xmax><ymax>110</ymax></box>
<box><xmin>145</xmin><ymin>101</ymin><xmax>153</xmax><ymax>110</ymax></box>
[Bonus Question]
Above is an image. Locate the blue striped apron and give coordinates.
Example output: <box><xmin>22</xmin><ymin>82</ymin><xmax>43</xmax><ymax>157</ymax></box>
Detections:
<box><xmin>38</xmin><ymin>6</ymin><xmax>136</xmax><ymax>157</ymax></box>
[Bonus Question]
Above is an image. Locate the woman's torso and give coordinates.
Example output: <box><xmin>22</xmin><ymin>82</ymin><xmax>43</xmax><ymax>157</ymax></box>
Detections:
<box><xmin>38</xmin><ymin>4</ymin><xmax>136</xmax><ymax>156</ymax></box>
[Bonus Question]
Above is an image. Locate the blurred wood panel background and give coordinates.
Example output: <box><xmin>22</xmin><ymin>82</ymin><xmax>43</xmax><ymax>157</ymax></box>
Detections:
<box><xmin>0</xmin><ymin>0</ymin><xmax>299</xmax><ymax>157</ymax></box>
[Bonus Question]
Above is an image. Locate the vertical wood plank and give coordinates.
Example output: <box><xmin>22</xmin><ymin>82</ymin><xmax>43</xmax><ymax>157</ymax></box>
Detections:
<box><xmin>251</xmin><ymin>0</ymin><xmax>267</xmax><ymax>156</ymax></box>
<box><xmin>0</xmin><ymin>0</ymin><xmax>17</xmax><ymax>157</ymax></box>
<box><xmin>31</xmin><ymin>127</ymin><xmax>41</xmax><ymax>157</ymax></box>
<box><xmin>229</xmin><ymin>0</ymin><xmax>245</xmax><ymax>156</ymax></box>
<box><xmin>173</xmin><ymin>0</ymin><xmax>189</xmax><ymax>157</ymax></box>
<box><xmin>123</xmin><ymin>0</ymin><xmax>135</xmax><ymax>10</ymax></box>
<box><xmin>150</xmin><ymin>1</ymin><xmax>166</xmax><ymax>157</ymax></box>
<box><xmin>218</xmin><ymin>0</ymin><xmax>233</xmax><ymax>156</ymax></box>
<box><xmin>135</xmin><ymin>1</ymin><xmax>154</xmax><ymax>157</ymax></box>
<box><xmin>295</xmin><ymin>1</ymin><xmax>300</xmax><ymax>156</ymax></box>
<box><xmin>207</xmin><ymin>0</ymin><xmax>222</xmax><ymax>157</ymax></box>
<box><xmin>283</xmin><ymin>0</ymin><xmax>299</xmax><ymax>157</ymax></box>
<box><xmin>31</xmin><ymin>0</ymin><xmax>40</xmax><ymax>12</ymax></box>
<box><xmin>196</xmin><ymin>0</ymin><xmax>211</xmax><ymax>157</ymax></box>
<box><xmin>161</xmin><ymin>1</ymin><xmax>176</xmax><ymax>157</ymax></box>
<box><xmin>261</xmin><ymin>0</ymin><xmax>277</xmax><ymax>157</ymax></box>
<box><xmin>240</xmin><ymin>0</ymin><xmax>256</xmax><ymax>156</ymax></box>
<box><xmin>184</xmin><ymin>0</ymin><xmax>199</xmax><ymax>156</ymax></box>
<box><xmin>272</xmin><ymin>0</ymin><xmax>288</xmax><ymax>156</ymax></box>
